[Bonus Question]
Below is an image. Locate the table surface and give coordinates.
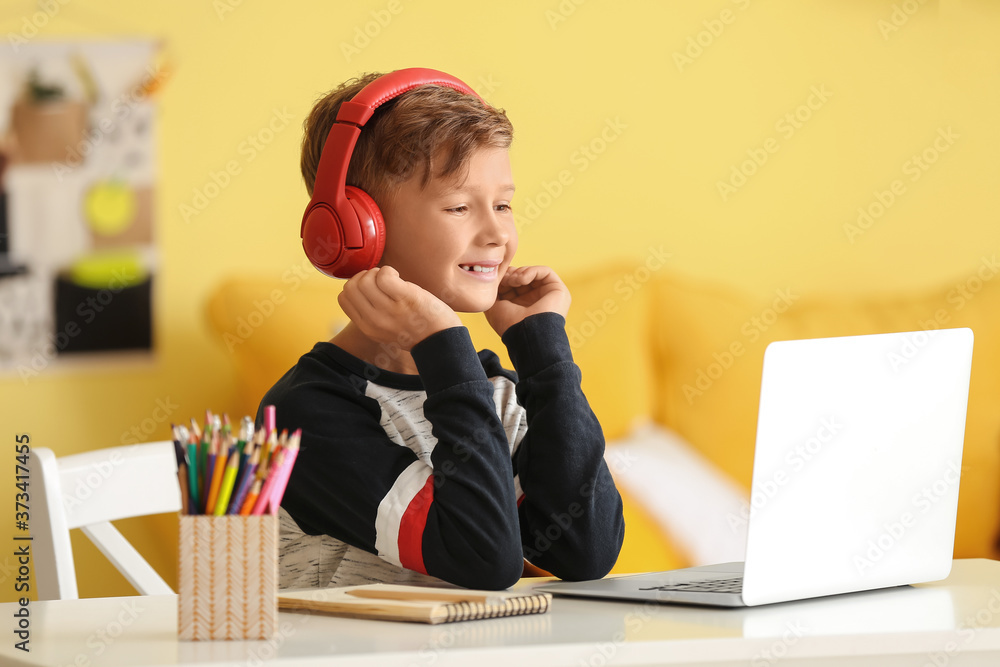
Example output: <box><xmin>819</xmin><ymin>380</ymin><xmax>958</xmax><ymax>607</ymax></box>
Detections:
<box><xmin>7</xmin><ymin>559</ymin><xmax>1000</xmax><ymax>667</ymax></box>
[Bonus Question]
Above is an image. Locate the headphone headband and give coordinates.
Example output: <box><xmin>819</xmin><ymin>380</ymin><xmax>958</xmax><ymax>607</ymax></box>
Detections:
<box><xmin>338</xmin><ymin>68</ymin><xmax>482</xmax><ymax>126</ymax></box>
<box><xmin>301</xmin><ymin>68</ymin><xmax>482</xmax><ymax>278</ymax></box>
<box><xmin>308</xmin><ymin>69</ymin><xmax>481</xmax><ymax>214</ymax></box>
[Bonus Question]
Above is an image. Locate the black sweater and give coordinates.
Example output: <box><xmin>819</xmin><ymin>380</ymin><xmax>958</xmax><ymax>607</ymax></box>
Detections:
<box><xmin>256</xmin><ymin>312</ymin><xmax>624</xmax><ymax>590</ymax></box>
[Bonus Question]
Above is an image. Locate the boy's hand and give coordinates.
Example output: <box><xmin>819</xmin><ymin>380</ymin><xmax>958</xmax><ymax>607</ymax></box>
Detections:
<box><xmin>486</xmin><ymin>265</ymin><xmax>572</xmax><ymax>338</ymax></box>
<box><xmin>338</xmin><ymin>266</ymin><xmax>461</xmax><ymax>351</ymax></box>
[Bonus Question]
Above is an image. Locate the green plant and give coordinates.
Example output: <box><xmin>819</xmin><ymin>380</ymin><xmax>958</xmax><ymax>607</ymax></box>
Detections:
<box><xmin>24</xmin><ymin>69</ymin><xmax>64</xmax><ymax>103</ymax></box>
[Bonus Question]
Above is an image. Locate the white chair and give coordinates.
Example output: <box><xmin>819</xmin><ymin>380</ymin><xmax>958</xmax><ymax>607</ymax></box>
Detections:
<box><xmin>30</xmin><ymin>441</ymin><xmax>182</xmax><ymax>600</ymax></box>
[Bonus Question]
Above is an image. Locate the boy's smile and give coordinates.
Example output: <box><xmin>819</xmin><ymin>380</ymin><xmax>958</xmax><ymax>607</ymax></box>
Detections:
<box><xmin>379</xmin><ymin>147</ymin><xmax>517</xmax><ymax>313</ymax></box>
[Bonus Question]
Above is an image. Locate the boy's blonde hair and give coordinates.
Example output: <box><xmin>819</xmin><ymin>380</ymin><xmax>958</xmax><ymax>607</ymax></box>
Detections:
<box><xmin>300</xmin><ymin>71</ymin><xmax>513</xmax><ymax>208</ymax></box>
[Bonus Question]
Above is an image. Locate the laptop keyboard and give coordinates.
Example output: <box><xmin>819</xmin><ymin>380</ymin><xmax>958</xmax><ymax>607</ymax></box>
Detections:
<box><xmin>639</xmin><ymin>576</ymin><xmax>744</xmax><ymax>594</ymax></box>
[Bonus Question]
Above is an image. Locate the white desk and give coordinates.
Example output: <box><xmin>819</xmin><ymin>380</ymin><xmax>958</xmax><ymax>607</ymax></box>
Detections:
<box><xmin>6</xmin><ymin>559</ymin><xmax>1000</xmax><ymax>667</ymax></box>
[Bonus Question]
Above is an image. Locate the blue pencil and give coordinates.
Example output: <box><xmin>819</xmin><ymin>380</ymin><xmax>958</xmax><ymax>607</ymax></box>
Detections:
<box><xmin>227</xmin><ymin>446</ymin><xmax>260</xmax><ymax>515</ymax></box>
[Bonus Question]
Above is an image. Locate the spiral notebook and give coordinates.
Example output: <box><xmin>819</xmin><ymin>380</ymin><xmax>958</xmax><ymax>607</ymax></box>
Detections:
<box><xmin>278</xmin><ymin>584</ymin><xmax>552</xmax><ymax>624</ymax></box>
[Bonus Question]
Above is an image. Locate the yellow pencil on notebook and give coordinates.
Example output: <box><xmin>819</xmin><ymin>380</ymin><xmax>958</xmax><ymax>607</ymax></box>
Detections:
<box><xmin>213</xmin><ymin>450</ymin><xmax>240</xmax><ymax>516</ymax></box>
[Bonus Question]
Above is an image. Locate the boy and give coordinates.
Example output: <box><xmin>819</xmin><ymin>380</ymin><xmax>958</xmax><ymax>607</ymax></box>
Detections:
<box><xmin>259</xmin><ymin>69</ymin><xmax>624</xmax><ymax>590</ymax></box>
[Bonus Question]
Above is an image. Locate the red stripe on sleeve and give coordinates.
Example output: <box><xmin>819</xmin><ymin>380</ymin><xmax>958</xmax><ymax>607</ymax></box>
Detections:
<box><xmin>398</xmin><ymin>475</ymin><xmax>435</xmax><ymax>574</ymax></box>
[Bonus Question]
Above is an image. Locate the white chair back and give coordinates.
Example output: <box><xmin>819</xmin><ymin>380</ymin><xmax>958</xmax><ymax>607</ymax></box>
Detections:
<box><xmin>30</xmin><ymin>442</ymin><xmax>182</xmax><ymax>600</ymax></box>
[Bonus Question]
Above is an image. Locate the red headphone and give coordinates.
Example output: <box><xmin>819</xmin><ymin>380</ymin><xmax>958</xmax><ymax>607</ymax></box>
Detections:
<box><xmin>300</xmin><ymin>68</ymin><xmax>483</xmax><ymax>278</ymax></box>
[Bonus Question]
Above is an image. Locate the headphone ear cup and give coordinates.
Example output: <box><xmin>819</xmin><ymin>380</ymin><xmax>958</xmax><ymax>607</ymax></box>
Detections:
<box><xmin>301</xmin><ymin>203</ymin><xmax>341</xmax><ymax>277</ymax></box>
<box><xmin>333</xmin><ymin>186</ymin><xmax>385</xmax><ymax>278</ymax></box>
<box><xmin>300</xmin><ymin>186</ymin><xmax>385</xmax><ymax>279</ymax></box>
<box><xmin>304</xmin><ymin>69</ymin><xmax>478</xmax><ymax>278</ymax></box>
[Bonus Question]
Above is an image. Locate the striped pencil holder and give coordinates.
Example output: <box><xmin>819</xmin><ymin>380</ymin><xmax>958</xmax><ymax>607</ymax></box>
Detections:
<box><xmin>178</xmin><ymin>514</ymin><xmax>278</xmax><ymax>640</ymax></box>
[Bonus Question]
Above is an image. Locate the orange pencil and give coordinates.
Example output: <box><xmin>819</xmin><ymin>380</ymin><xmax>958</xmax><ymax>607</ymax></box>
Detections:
<box><xmin>204</xmin><ymin>429</ymin><xmax>227</xmax><ymax>513</ymax></box>
<box><xmin>239</xmin><ymin>479</ymin><xmax>263</xmax><ymax>516</ymax></box>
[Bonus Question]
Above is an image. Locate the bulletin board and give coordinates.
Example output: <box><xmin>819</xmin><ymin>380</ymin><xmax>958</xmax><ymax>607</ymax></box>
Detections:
<box><xmin>0</xmin><ymin>40</ymin><xmax>164</xmax><ymax>377</ymax></box>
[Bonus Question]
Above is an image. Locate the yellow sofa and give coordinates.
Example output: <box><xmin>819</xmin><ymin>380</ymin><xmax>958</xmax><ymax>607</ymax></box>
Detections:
<box><xmin>207</xmin><ymin>260</ymin><xmax>1000</xmax><ymax>574</ymax></box>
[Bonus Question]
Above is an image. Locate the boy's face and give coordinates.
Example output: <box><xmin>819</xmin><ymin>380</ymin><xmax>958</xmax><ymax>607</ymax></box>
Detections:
<box><xmin>379</xmin><ymin>147</ymin><xmax>517</xmax><ymax>313</ymax></box>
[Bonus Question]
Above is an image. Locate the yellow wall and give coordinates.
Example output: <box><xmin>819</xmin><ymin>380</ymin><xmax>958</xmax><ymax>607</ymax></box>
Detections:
<box><xmin>3</xmin><ymin>0</ymin><xmax>999</xmax><ymax>600</ymax></box>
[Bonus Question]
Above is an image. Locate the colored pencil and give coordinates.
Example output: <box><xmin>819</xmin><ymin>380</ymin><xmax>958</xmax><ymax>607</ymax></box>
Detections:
<box><xmin>173</xmin><ymin>409</ymin><xmax>299</xmax><ymax>516</ymax></box>
<box><xmin>213</xmin><ymin>451</ymin><xmax>240</xmax><ymax>516</ymax></box>
<box><xmin>204</xmin><ymin>427</ymin><xmax>227</xmax><ymax>514</ymax></box>
<box><xmin>265</xmin><ymin>429</ymin><xmax>300</xmax><ymax>514</ymax></box>
<box><xmin>234</xmin><ymin>416</ymin><xmax>254</xmax><ymax>483</ymax></box>
<box><xmin>239</xmin><ymin>479</ymin><xmax>262</xmax><ymax>516</ymax></box>
<box><xmin>190</xmin><ymin>417</ymin><xmax>204</xmax><ymax>503</ymax></box>
<box><xmin>188</xmin><ymin>417</ymin><xmax>202</xmax><ymax>443</ymax></box>
<box><xmin>256</xmin><ymin>429</ymin><xmax>277</xmax><ymax>481</ymax></box>
<box><xmin>227</xmin><ymin>445</ymin><xmax>260</xmax><ymax>515</ymax></box>
<box><xmin>185</xmin><ymin>435</ymin><xmax>199</xmax><ymax>512</ymax></box>
<box><xmin>263</xmin><ymin>404</ymin><xmax>276</xmax><ymax>437</ymax></box>
<box><xmin>202</xmin><ymin>456</ymin><xmax>216</xmax><ymax>513</ymax></box>
<box><xmin>250</xmin><ymin>430</ymin><xmax>288</xmax><ymax>516</ymax></box>
<box><xmin>171</xmin><ymin>425</ymin><xmax>190</xmax><ymax>515</ymax></box>
<box><xmin>251</xmin><ymin>448</ymin><xmax>285</xmax><ymax>515</ymax></box>
<box><xmin>200</xmin><ymin>411</ymin><xmax>215</xmax><ymax>508</ymax></box>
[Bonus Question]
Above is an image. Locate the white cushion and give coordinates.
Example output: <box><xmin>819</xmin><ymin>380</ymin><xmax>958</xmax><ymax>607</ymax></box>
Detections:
<box><xmin>605</xmin><ymin>422</ymin><xmax>749</xmax><ymax>565</ymax></box>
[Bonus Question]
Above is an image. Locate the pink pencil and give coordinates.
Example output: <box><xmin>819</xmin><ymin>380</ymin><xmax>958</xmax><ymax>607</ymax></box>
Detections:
<box><xmin>265</xmin><ymin>429</ymin><xmax>301</xmax><ymax>514</ymax></box>
<box><xmin>250</xmin><ymin>445</ymin><xmax>286</xmax><ymax>515</ymax></box>
<box><xmin>263</xmin><ymin>405</ymin><xmax>276</xmax><ymax>438</ymax></box>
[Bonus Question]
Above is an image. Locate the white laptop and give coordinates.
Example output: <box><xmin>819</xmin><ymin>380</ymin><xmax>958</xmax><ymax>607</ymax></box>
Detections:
<box><xmin>537</xmin><ymin>328</ymin><xmax>974</xmax><ymax>607</ymax></box>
